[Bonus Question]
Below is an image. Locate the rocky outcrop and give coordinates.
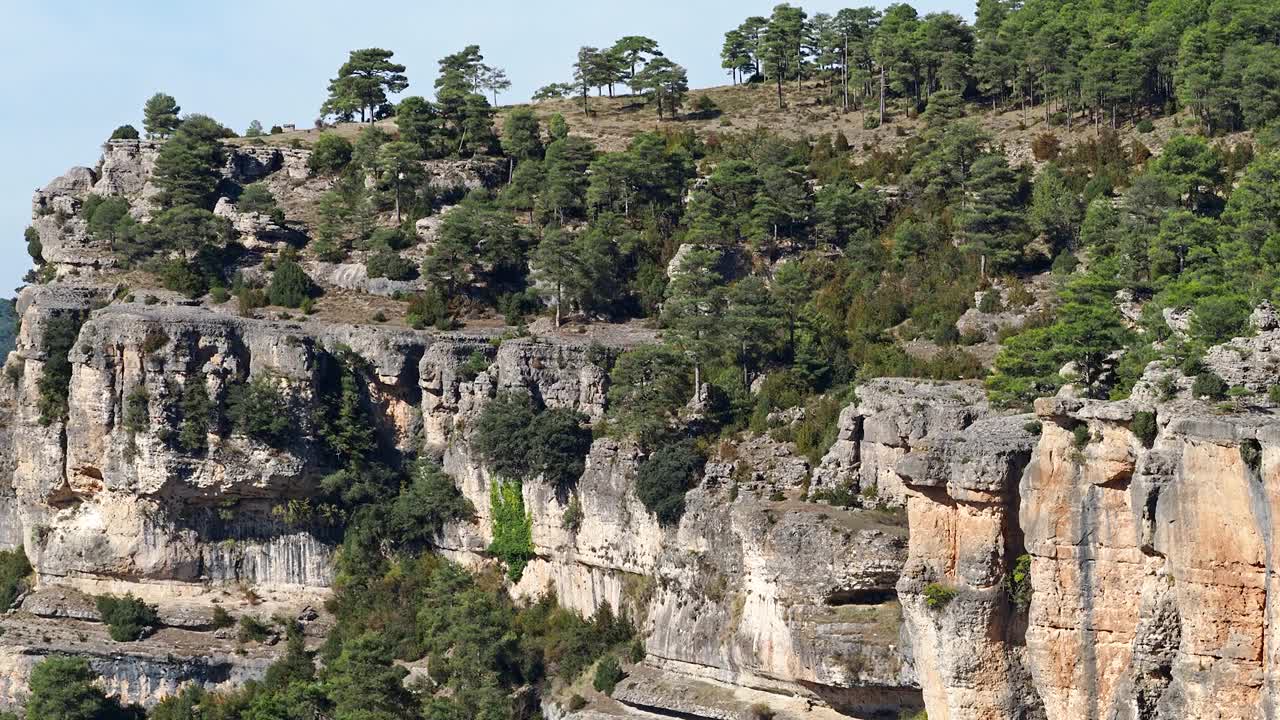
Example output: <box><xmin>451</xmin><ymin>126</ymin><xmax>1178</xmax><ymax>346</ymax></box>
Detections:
<box><xmin>895</xmin><ymin>414</ymin><xmax>1042</xmax><ymax>720</ymax></box>
<box><xmin>1020</xmin><ymin>397</ymin><xmax>1280</xmax><ymax>720</ymax></box>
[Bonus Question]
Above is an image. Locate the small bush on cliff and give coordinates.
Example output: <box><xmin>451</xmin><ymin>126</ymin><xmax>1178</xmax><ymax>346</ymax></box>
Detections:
<box><xmin>778</xmin><ymin>391</ymin><xmax>852</xmax><ymax>465</ymax></box>
<box><xmin>177</xmin><ymin>379</ymin><xmax>212</xmax><ymax>453</ymax></box>
<box><xmin>1007</xmin><ymin>554</ymin><xmax>1032</xmax><ymax>613</ymax></box>
<box><xmin>211</xmin><ymin>604</ymin><xmax>235</xmax><ymax>629</ymax></box>
<box><xmin>237</xmin><ymin>184</ymin><xmax>284</xmax><ymax>224</ymax></box>
<box><xmin>110</xmin><ymin>124</ymin><xmax>140</xmax><ymax>140</ymax></box>
<box><xmin>406</xmin><ymin>288</ymin><xmax>453</xmax><ymax>330</ymax></box>
<box><xmin>1071</xmin><ymin>423</ymin><xmax>1091</xmax><ymax>450</ymax></box>
<box><xmin>1192</xmin><ymin>371</ymin><xmax>1228</xmax><ymax>400</ymax></box>
<box><xmin>1189</xmin><ymin>295</ymin><xmax>1251</xmax><ymax>346</ymax></box>
<box><xmin>458</xmin><ymin>350</ymin><xmax>490</xmax><ymax>382</ymax></box>
<box><xmin>158</xmin><ymin>257</ymin><xmax>209</xmax><ymax>298</ymax></box>
<box><xmin>1132</xmin><ymin>411</ymin><xmax>1157</xmax><ymax>448</ymax></box>
<box><xmin>82</xmin><ymin>195</ymin><xmax>131</xmax><ymax>244</ymax></box>
<box><xmin>96</xmin><ymin>593</ymin><xmax>159</xmax><ymax>641</ymax></box>
<box><xmin>36</xmin><ymin>313</ymin><xmax>85</xmax><ymax>426</ymax></box>
<box><xmin>237</xmin><ymin>615</ymin><xmax>272</xmax><ymax>643</ymax></box>
<box><xmin>923</xmin><ymin>583</ymin><xmax>957</xmax><ymax>610</ymax></box>
<box><xmin>488</xmin><ymin>479</ymin><xmax>534</xmax><ymax>581</ymax></box>
<box><xmin>25</xmin><ymin>226</ymin><xmax>43</xmax><ymax>265</ymax></box>
<box><xmin>1242</xmin><ymin>439</ymin><xmax>1263</xmax><ymax>475</ymax></box>
<box><xmin>634</xmin><ymin>439</ymin><xmax>705</xmax><ymax>525</ymax></box>
<box><xmin>592</xmin><ymin>655</ymin><xmax>624</xmax><ymax>695</ymax></box>
<box><xmin>123</xmin><ymin>386</ymin><xmax>150</xmax><ymax>433</ymax></box>
<box><xmin>365</xmin><ymin>247</ymin><xmax>415</xmax><ymax>281</ymax></box>
<box><xmin>267</xmin><ymin>257</ymin><xmax>316</xmax><ymax>308</ymax></box>
<box><xmin>226</xmin><ymin>374</ymin><xmax>291</xmax><ymax>447</ymax></box>
<box><xmin>605</xmin><ymin>345</ymin><xmax>693</xmax><ymax>445</ymax></box>
<box><xmin>0</xmin><ymin>548</ymin><xmax>32</xmax><ymax>610</ymax></box>
<box><xmin>562</xmin><ymin>496</ymin><xmax>583</xmax><ymax>532</ymax></box>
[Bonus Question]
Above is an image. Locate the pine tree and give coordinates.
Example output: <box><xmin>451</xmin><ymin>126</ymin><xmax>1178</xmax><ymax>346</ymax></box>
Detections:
<box><xmin>322</xmin><ymin>48</ymin><xmax>409</xmax><ymax>123</ymax></box>
<box><xmin>143</xmin><ymin>92</ymin><xmax>181</xmax><ymax>138</ymax></box>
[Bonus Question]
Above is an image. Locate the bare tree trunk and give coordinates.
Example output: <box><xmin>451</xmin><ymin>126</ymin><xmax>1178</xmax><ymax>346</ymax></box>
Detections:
<box><xmin>843</xmin><ymin>36</ymin><xmax>850</xmax><ymax>112</ymax></box>
<box><xmin>879</xmin><ymin>66</ymin><xmax>886</xmax><ymax>125</ymax></box>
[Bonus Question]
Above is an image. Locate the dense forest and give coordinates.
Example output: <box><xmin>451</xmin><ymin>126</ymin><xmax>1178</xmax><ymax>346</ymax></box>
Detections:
<box><xmin>12</xmin><ymin>1</ymin><xmax>1280</xmax><ymax>718</ymax></box>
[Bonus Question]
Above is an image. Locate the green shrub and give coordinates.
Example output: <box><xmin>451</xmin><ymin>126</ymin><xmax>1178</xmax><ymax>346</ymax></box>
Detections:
<box><xmin>592</xmin><ymin>655</ymin><xmax>624</xmax><ymax>695</ymax></box>
<box><xmin>158</xmin><ymin>258</ymin><xmax>209</xmax><ymax>298</ymax></box>
<box><xmin>96</xmin><ymin>594</ymin><xmax>159</xmax><ymax>641</ymax></box>
<box><xmin>923</xmin><ymin>582</ymin><xmax>957</xmax><ymax>610</ymax></box>
<box><xmin>1007</xmin><ymin>554</ymin><xmax>1032</xmax><ymax>613</ymax></box>
<box><xmin>36</xmin><ymin>313</ymin><xmax>84</xmax><ymax>426</ymax></box>
<box><xmin>237</xmin><ymin>184</ymin><xmax>281</xmax><ymax>220</ymax></box>
<box><xmin>211</xmin><ymin>605</ymin><xmax>235</xmax><ymax>629</ymax></box>
<box><xmin>0</xmin><ymin>548</ymin><xmax>32</xmax><ymax>610</ymax></box>
<box><xmin>1189</xmin><ymin>296</ymin><xmax>1251</xmax><ymax>345</ymax></box>
<box><xmin>25</xmin><ymin>657</ymin><xmax>120</xmax><ymax>720</ymax></box>
<box><xmin>1050</xmin><ymin>250</ymin><xmax>1079</xmax><ymax>275</ymax></box>
<box><xmin>496</xmin><ymin>290</ymin><xmax>541</xmax><ymax>326</ymax></box>
<box><xmin>366</xmin><ymin>248</ymin><xmax>414</xmax><ymax>280</ymax></box>
<box><xmin>1071</xmin><ymin>423</ymin><xmax>1091</xmax><ymax>450</ymax></box>
<box><xmin>749</xmin><ymin>703</ymin><xmax>776</xmax><ymax>720</ymax></box>
<box><xmin>369</xmin><ymin>227</ymin><xmax>412</xmax><ymax>251</ymax></box>
<box><xmin>384</xmin><ymin>460</ymin><xmax>473</xmax><ymax>548</ymax></box>
<box><xmin>110</xmin><ymin>124</ymin><xmax>140</xmax><ymax>140</ymax></box>
<box><xmin>82</xmin><ymin>195</ymin><xmax>131</xmax><ymax>242</ymax></box>
<box><xmin>237</xmin><ymin>287</ymin><xmax>268</xmax><ymax>317</ymax></box>
<box><xmin>786</xmin><ymin>393</ymin><xmax>849</xmax><ymax>465</ymax></box>
<box><xmin>1022</xmin><ymin>420</ymin><xmax>1042</xmax><ymax>435</ymax></box>
<box><xmin>309</xmin><ymin>133</ymin><xmax>353</xmax><ymax>174</ymax></box>
<box><xmin>634</xmin><ymin>439</ymin><xmax>704</xmax><ymax>525</ymax></box>
<box><xmin>862</xmin><ymin>114</ymin><xmax>881</xmax><ymax>130</ymax></box>
<box><xmin>488</xmin><ymin>479</ymin><xmax>534</xmax><ymax>581</ymax></box>
<box><xmin>458</xmin><ymin>350</ymin><xmax>490</xmax><ymax>382</ymax></box>
<box><xmin>978</xmin><ymin>290</ymin><xmax>1002</xmax><ymax>314</ymax></box>
<box><xmin>1192</xmin><ymin>372</ymin><xmax>1228</xmax><ymax>400</ymax></box>
<box><xmin>142</xmin><ymin>327</ymin><xmax>169</xmax><ymax>355</ymax></box>
<box><xmin>123</xmin><ymin>386</ymin><xmax>150</xmax><ymax>433</ymax></box>
<box><xmin>1132</xmin><ymin>411</ymin><xmax>1157</xmax><ymax>448</ymax></box>
<box><xmin>473</xmin><ymin>393</ymin><xmax>591</xmax><ymax>489</ymax></box>
<box><xmin>562</xmin><ymin>496</ymin><xmax>583</xmax><ymax>531</ymax></box>
<box><xmin>1241</xmin><ymin>439</ymin><xmax>1262</xmax><ymax>474</ymax></box>
<box><xmin>227</xmin><ymin>374</ymin><xmax>290</xmax><ymax>446</ymax></box>
<box><xmin>1270</xmin><ymin>385</ymin><xmax>1280</xmax><ymax>405</ymax></box>
<box><xmin>177</xmin><ymin>379</ymin><xmax>211</xmax><ymax>453</ymax></box>
<box><xmin>237</xmin><ymin>615</ymin><xmax>271</xmax><ymax>643</ymax></box>
<box><xmin>1179</xmin><ymin>354</ymin><xmax>1204</xmax><ymax>376</ymax></box>
<box><xmin>568</xmin><ymin>695</ymin><xmax>588</xmax><ymax>711</ymax></box>
<box><xmin>25</xmin><ymin>226</ymin><xmax>43</xmax><ymax>265</ymax></box>
<box><xmin>267</xmin><ymin>258</ymin><xmax>315</xmax><ymax>308</ymax></box>
<box><xmin>406</xmin><ymin>288</ymin><xmax>452</xmax><ymax>330</ymax></box>
<box><xmin>1136</xmin><ymin>118</ymin><xmax>1155</xmax><ymax>133</ymax></box>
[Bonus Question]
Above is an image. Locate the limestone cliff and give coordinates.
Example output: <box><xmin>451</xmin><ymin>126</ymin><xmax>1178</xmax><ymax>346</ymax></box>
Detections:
<box><xmin>6</xmin><ymin>137</ymin><xmax>1280</xmax><ymax>720</ymax></box>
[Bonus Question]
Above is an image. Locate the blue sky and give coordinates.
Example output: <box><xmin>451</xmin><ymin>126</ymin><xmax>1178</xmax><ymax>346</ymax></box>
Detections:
<box><xmin>0</xmin><ymin>0</ymin><xmax>973</xmax><ymax>296</ymax></box>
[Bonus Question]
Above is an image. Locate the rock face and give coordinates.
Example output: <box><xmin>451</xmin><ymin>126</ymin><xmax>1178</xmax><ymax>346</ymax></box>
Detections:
<box><xmin>10</xmin><ymin>146</ymin><xmax>1280</xmax><ymax>719</ymax></box>
<box><xmin>1020</xmin><ymin>397</ymin><xmax>1280</xmax><ymax>720</ymax></box>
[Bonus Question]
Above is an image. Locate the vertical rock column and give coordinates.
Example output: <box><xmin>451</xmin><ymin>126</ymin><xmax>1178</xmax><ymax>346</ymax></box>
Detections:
<box><xmin>896</xmin><ymin>414</ymin><xmax>1041</xmax><ymax>720</ymax></box>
